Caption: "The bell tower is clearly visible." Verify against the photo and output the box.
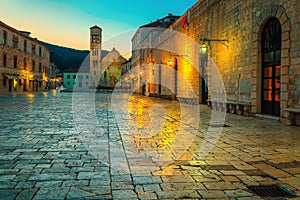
[89,25,102,88]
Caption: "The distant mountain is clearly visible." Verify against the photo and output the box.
[40,41,108,72]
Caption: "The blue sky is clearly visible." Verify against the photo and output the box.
[1,0,198,55]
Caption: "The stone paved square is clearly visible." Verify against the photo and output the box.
[0,91,299,199]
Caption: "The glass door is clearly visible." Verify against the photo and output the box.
[261,18,281,116]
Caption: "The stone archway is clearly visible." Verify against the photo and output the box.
[251,5,291,118]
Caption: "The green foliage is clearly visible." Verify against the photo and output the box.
[40,41,89,72]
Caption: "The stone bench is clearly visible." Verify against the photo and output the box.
[177,97,198,105]
[283,108,300,126]
[159,94,172,100]
[207,100,252,116]
[148,93,158,97]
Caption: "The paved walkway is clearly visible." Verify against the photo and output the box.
[0,91,299,199]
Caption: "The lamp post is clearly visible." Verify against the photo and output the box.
[200,42,208,104]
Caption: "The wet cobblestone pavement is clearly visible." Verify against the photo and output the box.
[0,91,300,199]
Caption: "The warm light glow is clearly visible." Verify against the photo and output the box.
[13,79,18,89]
[152,62,155,71]
[128,97,150,129]
[200,43,208,54]
[168,57,173,66]
[126,95,179,151]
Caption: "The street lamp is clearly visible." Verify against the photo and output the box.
[200,43,208,54]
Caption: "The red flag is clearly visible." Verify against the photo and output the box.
[181,16,187,28]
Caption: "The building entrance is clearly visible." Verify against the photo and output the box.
[261,18,282,116]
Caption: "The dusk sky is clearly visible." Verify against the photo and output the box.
[0,0,198,56]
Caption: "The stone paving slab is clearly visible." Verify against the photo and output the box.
[0,92,299,199]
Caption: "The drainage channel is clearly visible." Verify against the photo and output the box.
[247,184,297,198]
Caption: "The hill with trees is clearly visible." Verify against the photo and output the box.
[40,41,108,72]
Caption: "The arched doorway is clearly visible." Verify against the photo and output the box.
[261,18,282,116]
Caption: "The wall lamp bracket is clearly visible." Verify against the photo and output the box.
[199,36,229,48]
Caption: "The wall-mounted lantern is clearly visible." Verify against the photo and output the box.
[168,57,173,66]
[200,43,208,54]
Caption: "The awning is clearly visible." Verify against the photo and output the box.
[30,78,43,81]
[5,75,19,79]
[4,74,27,79]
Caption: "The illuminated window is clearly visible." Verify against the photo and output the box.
[261,17,281,116]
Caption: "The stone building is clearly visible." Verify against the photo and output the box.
[131,13,180,95]
[133,0,300,124]
[0,21,50,93]
[119,57,132,91]
[63,68,90,90]
[45,62,58,89]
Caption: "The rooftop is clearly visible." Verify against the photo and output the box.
[140,13,180,28]
[0,20,49,51]
[90,25,102,30]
